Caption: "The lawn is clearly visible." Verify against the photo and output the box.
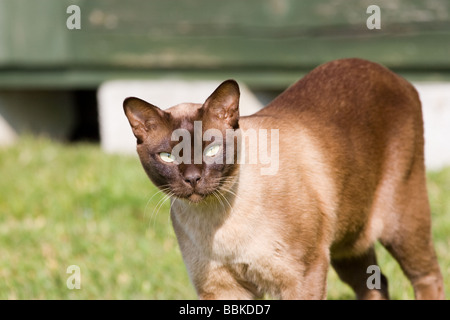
[0,136,448,299]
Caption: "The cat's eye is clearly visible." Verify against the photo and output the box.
[159,152,176,163]
[204,144,220,157]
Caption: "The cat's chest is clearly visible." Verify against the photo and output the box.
[209,214,260,261]
[171,199,276,264]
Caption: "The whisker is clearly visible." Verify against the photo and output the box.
[145,187,170,221]
[167,194,178,225]
[148,194,165,228]
[217,183,244,203]
[212,190,225,211]
[151,191,173,229]
[216,189,233,213]
[149,188,172,226]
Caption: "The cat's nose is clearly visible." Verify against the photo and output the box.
[183,166,202,188]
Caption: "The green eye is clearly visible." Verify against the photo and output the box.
[159,152,176,163]
[204,144,220,157]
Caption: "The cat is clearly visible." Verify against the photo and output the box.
[123,58,444,300]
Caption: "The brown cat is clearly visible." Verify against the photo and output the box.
[123,58,444,300]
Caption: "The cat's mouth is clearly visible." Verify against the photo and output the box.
[166,188,211,204]
[188,193,205,203]
[169,182,226,204]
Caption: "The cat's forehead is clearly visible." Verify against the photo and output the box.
[166,103,202,119]
[166,103,203,130]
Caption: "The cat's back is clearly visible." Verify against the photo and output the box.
[240,58,423,170]
[253,58,421,128]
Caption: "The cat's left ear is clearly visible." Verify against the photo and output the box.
[123,97,168,144]
[203,80,240,129]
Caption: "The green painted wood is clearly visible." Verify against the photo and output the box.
[0,0,68,66]
[66,33,450,68]
[0,0,449,88]
[1,68,449,91]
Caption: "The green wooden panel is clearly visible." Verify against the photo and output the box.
[0,0,449,88]
[0,0,69,66]
[1,67,449,91]
[63,0,450,68]
[0,2,7,61]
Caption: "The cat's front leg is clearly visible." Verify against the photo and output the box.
[193,263,259,300]
[278,253,330,300]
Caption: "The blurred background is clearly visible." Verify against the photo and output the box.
[0,0,449,299]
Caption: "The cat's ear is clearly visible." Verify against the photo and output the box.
[203,80,240,129]
[123,97,167,143]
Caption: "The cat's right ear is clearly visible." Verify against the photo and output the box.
[203,80,240,129]
[123,97,167,143]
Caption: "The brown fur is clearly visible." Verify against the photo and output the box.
[124,58,444,300]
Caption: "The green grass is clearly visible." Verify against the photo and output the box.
[0,136,448,299]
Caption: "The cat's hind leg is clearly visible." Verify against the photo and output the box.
[331,247,389,300]
[378,182,444,299]
[378,151,444,300]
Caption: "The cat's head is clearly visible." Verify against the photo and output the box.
[123,80,240,203]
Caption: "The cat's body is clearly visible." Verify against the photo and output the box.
[124,58,444,299]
